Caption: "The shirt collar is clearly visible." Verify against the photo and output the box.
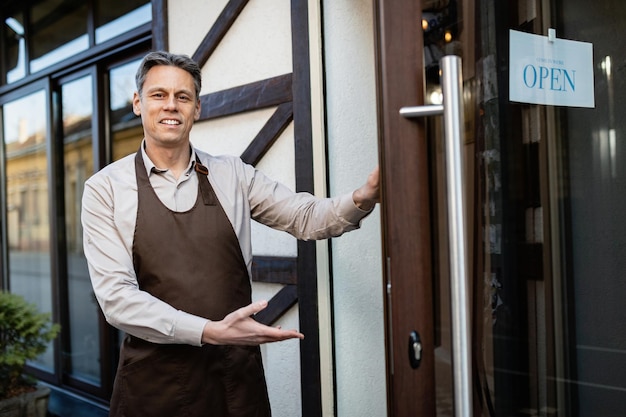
[140,140,196,177]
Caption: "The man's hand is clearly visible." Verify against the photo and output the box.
[352,166,380,211]
[201,300,304,345]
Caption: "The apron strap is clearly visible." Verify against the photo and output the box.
[194,156,217,206]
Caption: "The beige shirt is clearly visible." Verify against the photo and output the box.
[81,144,371,346]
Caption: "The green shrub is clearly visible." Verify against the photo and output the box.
[0,292,60,400]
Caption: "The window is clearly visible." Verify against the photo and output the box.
[61,74,99,385]
[109,59,144,160]
[1,0,151,85]
[96,2,151,44]
[30,0,90,73]
[4,12,26,83]
[0,0,154,408]
[3,88,53,373]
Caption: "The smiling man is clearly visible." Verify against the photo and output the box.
[81,51,379,417]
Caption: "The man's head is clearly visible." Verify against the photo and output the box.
[132,51,202,150]
[135,51,202,100]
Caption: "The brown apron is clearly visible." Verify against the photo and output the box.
[108,151,271,417]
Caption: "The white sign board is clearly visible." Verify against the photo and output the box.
[509,29,595,108]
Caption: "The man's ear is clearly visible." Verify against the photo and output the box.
[133,92,141,116]
[194,99,201,121]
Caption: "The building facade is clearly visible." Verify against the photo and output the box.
[0,1,625,416]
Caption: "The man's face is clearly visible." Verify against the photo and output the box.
[133,65,200,149]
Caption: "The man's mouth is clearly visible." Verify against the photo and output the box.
[161,119,181,125]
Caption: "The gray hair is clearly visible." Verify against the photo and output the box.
[135,51,202,100]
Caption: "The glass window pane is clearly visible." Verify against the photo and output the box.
[30,0,89,73]
[96,1,151,44]
[62,75,100,385]
[561,2,626,413]
[110,59,143,160]
[3,89,54,372]
[3,13,26,83]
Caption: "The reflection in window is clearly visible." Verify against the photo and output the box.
[4,14,26,83]
[2,1,151,82]
[96,1,151,44]
[62,75,100,384]
[3,89,55,372]
[30,0,89,73]
[110,59,144,160]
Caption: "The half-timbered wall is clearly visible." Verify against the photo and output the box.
[168,1,386,416]
[169,2,302,414]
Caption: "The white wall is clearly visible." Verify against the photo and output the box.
[322,1,387,416]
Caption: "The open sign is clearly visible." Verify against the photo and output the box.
[509,30,595,108]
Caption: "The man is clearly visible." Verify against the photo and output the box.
[82,51,379,417]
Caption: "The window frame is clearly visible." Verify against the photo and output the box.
[0,0,165,405]
[0,1,157,94]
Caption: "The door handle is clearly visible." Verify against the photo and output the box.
[400,55,473,417]
[399,104,443,118]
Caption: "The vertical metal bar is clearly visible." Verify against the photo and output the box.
[441,55,473,417]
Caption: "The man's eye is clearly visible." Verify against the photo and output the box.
[153,93,164,98]
[178,95,190,101]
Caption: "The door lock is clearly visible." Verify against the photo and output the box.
[408,330,422,369]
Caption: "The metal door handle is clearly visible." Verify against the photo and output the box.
[399,104,443,118]
[400,55,473,417]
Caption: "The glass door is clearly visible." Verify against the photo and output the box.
[425,0,626,415]
[554,1,626,415]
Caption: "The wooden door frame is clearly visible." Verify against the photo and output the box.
[374,0,437,415]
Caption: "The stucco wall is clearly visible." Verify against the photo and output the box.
[321,1,387,416]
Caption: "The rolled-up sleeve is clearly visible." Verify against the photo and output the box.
[245,163,373,240]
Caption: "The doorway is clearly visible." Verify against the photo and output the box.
[376,0,626,415]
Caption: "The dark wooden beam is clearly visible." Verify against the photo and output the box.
[290,1,321,416]
[198,74,292,120]
[151,0,168,52]
[192,0,249,67]
[254,284,298,326]
[241,102,293,166]
[251,255,298,285]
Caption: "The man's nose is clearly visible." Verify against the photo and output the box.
[163,96,177,110]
